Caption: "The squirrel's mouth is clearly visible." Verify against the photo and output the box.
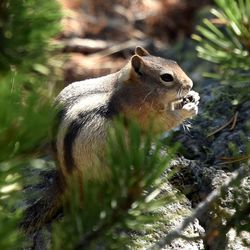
[170,90,200,111]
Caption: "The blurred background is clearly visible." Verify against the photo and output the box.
[56,0,211,83]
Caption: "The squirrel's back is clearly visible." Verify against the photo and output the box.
[55,73,120,180]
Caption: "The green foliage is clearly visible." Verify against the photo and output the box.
[193,0,250,100]
[51,119,175,250]
[0,162,24,250]
[0,0,62,249]
[0,0,61,161]
[0,0,61,71]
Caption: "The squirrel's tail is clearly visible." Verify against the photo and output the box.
[21,170,64,233]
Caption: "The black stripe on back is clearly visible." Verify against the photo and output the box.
[56,89,110,125]
[96,98,119,119]
[52,91,107,157]
[63,110,93,173]
[63,100,119,173]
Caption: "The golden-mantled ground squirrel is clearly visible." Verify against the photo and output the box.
[55,46,199,181]
[23,47,199,231]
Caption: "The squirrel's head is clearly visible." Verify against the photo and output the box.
[121,46,193,111]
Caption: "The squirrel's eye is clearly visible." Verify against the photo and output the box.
[160,73,174,82]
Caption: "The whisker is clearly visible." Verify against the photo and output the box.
[177,88,181,99]
[182,121,192,133]
[139,90,153,111]
[185,120,192,125]
[142,90,153,103]
[180,87,184,98]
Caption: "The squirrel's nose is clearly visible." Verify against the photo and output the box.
[182,79,193,91]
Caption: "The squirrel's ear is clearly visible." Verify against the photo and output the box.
[131,55,143,75]
[135,46,150,57]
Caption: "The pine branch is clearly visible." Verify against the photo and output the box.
[192,0,250,101]
[74,194,134,250]
[51,120,175,250]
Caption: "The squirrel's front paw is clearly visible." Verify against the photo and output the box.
[181,90,199,118]
[182,90,200,106]
[170,90,200,118]
[182,102,198,117]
